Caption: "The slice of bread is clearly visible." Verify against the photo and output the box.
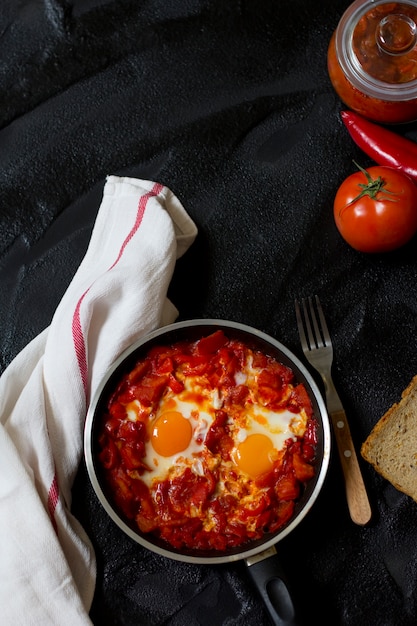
[361,375,417,503]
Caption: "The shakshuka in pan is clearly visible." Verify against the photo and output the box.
[96,329,319,551]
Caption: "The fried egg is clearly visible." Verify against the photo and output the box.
[140,391,215,487]
[229,405,307,479]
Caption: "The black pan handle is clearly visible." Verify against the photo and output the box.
[245,545,301,626]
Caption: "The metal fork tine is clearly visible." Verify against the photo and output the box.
[301,298,315,350]
[294,300,308,352]
[307,296,325,349]
[314,295,331,346]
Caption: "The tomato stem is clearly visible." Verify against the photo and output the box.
[340,161,398,216]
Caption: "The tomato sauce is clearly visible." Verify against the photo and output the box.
[353,4,417,84]
[328,1,417,124]
[96,330,319,552]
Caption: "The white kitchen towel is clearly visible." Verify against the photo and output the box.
[0,176,198,625]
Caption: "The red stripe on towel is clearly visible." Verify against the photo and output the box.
[71,182,163,396]
[72,291,89,395]
[47,473,59,533]
[109,182,164,270]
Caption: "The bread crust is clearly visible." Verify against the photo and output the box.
[361,375,417,502]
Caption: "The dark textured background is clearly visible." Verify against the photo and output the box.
[2,1,417,624]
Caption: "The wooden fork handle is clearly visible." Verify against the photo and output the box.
[330,409,372,526]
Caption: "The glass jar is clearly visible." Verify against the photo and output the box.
[328,0,417,123]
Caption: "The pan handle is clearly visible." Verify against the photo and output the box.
[245,545,301,626]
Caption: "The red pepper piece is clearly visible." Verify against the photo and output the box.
[257,368,283,393]
[268,501,294,532]
[180,354,209,375]
[303,417,318,447]
[341,110,417,183]
[136,497,157,532]
[120,442,146,470]
[218,353,240,388]
[292,451,315,482]
[301,442,316,463]
[287,383,314,417]
[108,468,135,518]
[103,412,123,434]
[126,360,151,384]
[275,473,300,501]
[225,520,247,542]
[132,374,167,406]
[117,419,147,444]
[147,344,183,362]
[257,365,291,407]
[154,355,174,375]
[223,383,249,407]
[195,329,228,355]
[98,437,119,469]
[204,409,234,459]
[168,468,214,513]
[252,351,268,369]
[239,492,270,520]
[167,372,184,393]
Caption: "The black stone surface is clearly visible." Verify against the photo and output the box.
[2,1,417,624]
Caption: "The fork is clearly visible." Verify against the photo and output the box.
[295,295,372,526]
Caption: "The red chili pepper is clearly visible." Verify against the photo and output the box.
[341,110,417,183]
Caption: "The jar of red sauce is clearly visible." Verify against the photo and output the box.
[328,0,417,123]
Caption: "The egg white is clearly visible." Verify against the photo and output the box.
[140,394,214,487]
[229,405,307,453]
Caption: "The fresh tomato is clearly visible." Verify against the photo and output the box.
[334,164,417,253]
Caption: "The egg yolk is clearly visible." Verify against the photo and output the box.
[233,433,275,478]
[151,411,192,457]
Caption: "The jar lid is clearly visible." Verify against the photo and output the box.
[336,0,417,101]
